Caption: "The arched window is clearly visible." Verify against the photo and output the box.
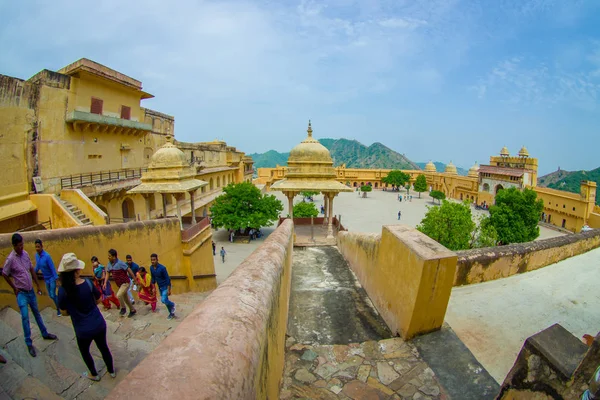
[217,177,221,187]
[121,198,135,221]
[495,184,504,194]
[210,178,214,190]
[483,183,490,192]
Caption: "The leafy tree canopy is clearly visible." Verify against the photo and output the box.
[382,170,410,187]
[430,190,446,204]
[470,215,498,248]
[488,188,543,244]
[210,182,283,231]
[360,185,372,192]
[293,202,319,218]
[417,200,475,251]
[414,174,428,198]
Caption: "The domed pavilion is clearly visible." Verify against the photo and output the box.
[270,121,352,239]
[128,136,208,228]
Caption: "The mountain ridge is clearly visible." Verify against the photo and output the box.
[538,167,600,205]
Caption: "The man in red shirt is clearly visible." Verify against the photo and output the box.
[2,233,57,357]
[103,249,137,318]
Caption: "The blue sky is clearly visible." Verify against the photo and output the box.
[1,0,599,175]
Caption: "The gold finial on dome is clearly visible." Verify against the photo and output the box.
[500,146,510,157]
[425,160,437,173]
[445,161,458,175]
[468,161,479,177]
[518,145,529,158]
[307,119,312,137]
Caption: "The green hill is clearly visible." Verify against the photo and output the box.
[415,162,469,176]
[249,138,420,170]
[538,167,600,205]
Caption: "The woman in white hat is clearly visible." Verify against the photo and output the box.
[57,253,115,381]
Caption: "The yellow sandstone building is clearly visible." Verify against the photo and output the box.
[0,58,254,308]
[257,141,599,233]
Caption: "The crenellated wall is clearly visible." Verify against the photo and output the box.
[454,229,600,286]
[337,225,457,340]
[107,219,294,400]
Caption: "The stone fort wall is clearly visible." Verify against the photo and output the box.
[454,229,600,286]
[108,219,294,400]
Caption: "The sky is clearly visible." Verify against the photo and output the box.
[1,0,599,175]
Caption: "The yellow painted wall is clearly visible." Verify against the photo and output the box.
[454,230,600,286]
[337,225,457,340]
[107,220,294,400]
[0,218,216,311]
[30,194,80,229]
[182,224,217,292]
[588,213,600,228]
[60,189,108,225]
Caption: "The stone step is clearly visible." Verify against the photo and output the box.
[0,355,63,400]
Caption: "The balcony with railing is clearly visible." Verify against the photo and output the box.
[60,168,147,190]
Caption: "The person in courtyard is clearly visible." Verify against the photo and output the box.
[398,211,402,220]
[2,233,57,357]
[125,254,139,304]
[220,247,226,263]
[104,249,137,318]
[150,253,176,320]
[34,239,61,316]
[92,256,120,310]
[57,253,115,381]
[212,241,216,256]
[136,267,157,312]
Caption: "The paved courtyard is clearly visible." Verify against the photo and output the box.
[212,188,565,284]
[446,246,600,383]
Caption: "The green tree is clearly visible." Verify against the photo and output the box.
[488,188,544,244]
[430,190,446,204]
[470,215,498,248]
[210,182,283,231]
[382,170,410,189]
[293,202,319,217]
[300,191,319,200]
[360,185,372,197]
[417,200,475,250]
[414,174,428,198]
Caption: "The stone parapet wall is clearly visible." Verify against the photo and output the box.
[454,229,600,286]
[338,225,457,340]
[107,219,294,400]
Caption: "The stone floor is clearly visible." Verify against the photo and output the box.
[0,291,210,399]
[280,336,447,400]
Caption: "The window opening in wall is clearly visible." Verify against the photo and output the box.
[91,98,103,114]
[563,204,565,208]
[120,106,131,120]
[562,219,566,228]
[573,207,576,211]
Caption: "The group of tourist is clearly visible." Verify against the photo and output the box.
[1,233,177,382]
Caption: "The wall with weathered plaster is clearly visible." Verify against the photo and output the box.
[454,229,600,286]
[0,218,217,311]
[337,225,457,340]
[107,219,294,400]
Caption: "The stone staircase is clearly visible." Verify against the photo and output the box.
[0,291,211,399]
[59,199,92,226]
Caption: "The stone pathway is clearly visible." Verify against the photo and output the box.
[0,291,210,399]
[281,336,447,399]
[288,247,391,345]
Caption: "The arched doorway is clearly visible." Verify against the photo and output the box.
[353,182,357,187]
[483,183,490,192]
[495,184,504,194]
[122,198,135,221]
[460,193,463,200]
[210,178,214,190]
[374,182,378,188]
[217,177,221,187]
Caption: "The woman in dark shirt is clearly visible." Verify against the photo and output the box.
[57,253,115,381]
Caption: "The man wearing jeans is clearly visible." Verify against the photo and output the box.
[104,249,137,318]
[150,253,176,320]
[34,239,61,316]
[2,233,57,357]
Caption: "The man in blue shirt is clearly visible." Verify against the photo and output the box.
[149,253,176,320]
[34,239,61,316]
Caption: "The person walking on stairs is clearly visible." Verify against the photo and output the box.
[58,253,116,382]
[104,249,137,318]
[34,239,61,316]
[150,253,176,320]
[125,254,139,305]
[91,256,120,310]
[2,233,57,357]
[136,267,157,312]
